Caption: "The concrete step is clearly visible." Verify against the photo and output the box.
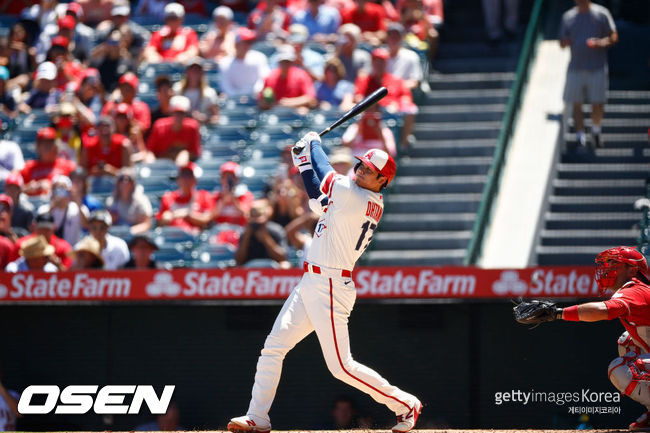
[544,212,639,230]
[398,156,493,176]
[422,88,510,105]
[373,230,472,249]
[391,175,487,194]
[552,179,646,196]
[583,104,650,119]
[536,245,621,266]
[561,147,650,164]
[436,41,521,60]
[565,118,650,134]
[380,213,476,231]
[539,229,637,246]
[548,195,638,213]
[556,163,649,179]
[428,72,515,90]
[564,132,648,146]
[409,140,497,158]
[416,104,506,122]
[434,57,518,73]
[414,121,502,140]
[366,248,467,266]
[385,193,483,213]
[606,90,650,104]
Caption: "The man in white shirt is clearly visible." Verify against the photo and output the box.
[38,175,88,246]
[0,138,24,182]
[88,210,129,270]
[386,23,423,91]
[218,27,270,98]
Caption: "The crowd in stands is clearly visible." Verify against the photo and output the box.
[0,0,437,271]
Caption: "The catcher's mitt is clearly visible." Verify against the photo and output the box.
[513,300,562,326]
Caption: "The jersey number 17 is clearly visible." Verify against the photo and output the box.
[355,220,377,252]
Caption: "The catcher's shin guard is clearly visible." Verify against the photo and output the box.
[608,353,650,407]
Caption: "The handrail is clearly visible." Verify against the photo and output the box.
[464,0,546,265]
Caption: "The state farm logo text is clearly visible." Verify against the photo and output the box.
[492,270,598,296]
[18,385,174,415]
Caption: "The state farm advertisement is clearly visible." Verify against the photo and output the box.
[0,266,600,303]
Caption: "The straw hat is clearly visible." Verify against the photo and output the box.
[19,235,55,259]
[72,236,104,266]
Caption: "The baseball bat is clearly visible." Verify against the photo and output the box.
[293,86,388,155]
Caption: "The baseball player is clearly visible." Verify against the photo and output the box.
[228,132,421,433]
[514,246,650,431]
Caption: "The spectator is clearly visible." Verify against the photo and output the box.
[135,402,182,431]
[44,35,84,91]
[0,22,37,92]
[19,1,59,36]
[181,0,208,16]
[200,6,236,62]
[102,72,152,134]
[330,396,359,429]
[259,45,316,110]
[90,29,137,93]
[3,173,34,232]
[76,0,114,26]
[5,235,59,272]
[20,127,77,196]
[0,377,20,432]
[285,210,318,261]
[212,161,254,227]
[270,24,325,82]
[315,57,355,110]
[75,68,105,127]
[354,48,417,150]
[37,175,87,246]
[150,75,174,125]
[114,103,147,159]
[329,146,354,174]
[134,0,171,21]
[142,3,199,64]
[146,95,202,163]
[0,192,18,241]
[482,0,519,45]
[291,0,341,43]
[386,23,423,91]
[69,235,104,269]
[87,209,130,270]
[336,24,371,82]
[218,28,270,98]
[342,107,397,156]
[80,116,133,177]
[122,233,160,269]
[35,13,93,64]
[54,102,82,161]
[340,0,387,46]
[0,67,17,116]
[95,4,151,60]
[0,135,24,181]
[560,0,617,149]
[106,167,153,235]
[69,167,104,213]
[267,170,304,227]
[396,0,443,29]
[0,195,15,269]
[14,211,73,270]
[234,199,289,267]
[247,0,291,40]
[399,0,440,59]
[172,58,220,125]
[156,163,214,234]
[19,62,61,113]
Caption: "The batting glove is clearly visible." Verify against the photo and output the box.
[292,132,319,172]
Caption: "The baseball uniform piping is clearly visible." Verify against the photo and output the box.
[328,278,412,412]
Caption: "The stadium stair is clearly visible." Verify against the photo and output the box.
[536,90,650,265]
[366,0,523,266]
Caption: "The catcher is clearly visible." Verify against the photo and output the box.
[514,246,650,431]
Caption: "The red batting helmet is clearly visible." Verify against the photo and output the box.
[354,149,396,187]
[595,246,648,293]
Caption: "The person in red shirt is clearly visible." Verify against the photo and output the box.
[341,0,387,46]
[80,116,133,176]
[516,246,650,431]
[0,194,15,269]
[102,72,152,133]
[21,127,77,197]
[146,95,202,163]
[156,163,214,234]
[354,48,417,151]
[12,211,73,270]
[212,161,254,227]
[247,0,291,40]
[142,2,199,64]
[259,45,316,110]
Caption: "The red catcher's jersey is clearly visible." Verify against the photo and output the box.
[604,278,650,353]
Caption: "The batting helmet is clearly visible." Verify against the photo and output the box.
[354,149,396,187]
[595,246,648,293]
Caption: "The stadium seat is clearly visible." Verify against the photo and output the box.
[243,258,280,268]
[192,243,236,268]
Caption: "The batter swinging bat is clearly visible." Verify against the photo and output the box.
[292,86,388,155]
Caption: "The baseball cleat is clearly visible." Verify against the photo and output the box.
[391,401,422,433]
[630,411,650,431]
[227,415,271,433]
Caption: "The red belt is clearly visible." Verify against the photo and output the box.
[303,262,352,278]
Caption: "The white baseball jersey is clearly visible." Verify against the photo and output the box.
[0,390,20,431]
[306,171,383,270]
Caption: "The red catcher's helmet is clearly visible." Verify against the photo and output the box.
[595,246,648,293]
[354,149,396,187]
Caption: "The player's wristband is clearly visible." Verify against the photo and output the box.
[297,162,312,173]
[562,305,580,321]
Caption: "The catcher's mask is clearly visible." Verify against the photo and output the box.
[595,246,648,294]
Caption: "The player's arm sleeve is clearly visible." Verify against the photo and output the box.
[603,288,644,320]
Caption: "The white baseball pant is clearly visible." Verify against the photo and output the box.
[609,332,650,408]
[246,270,419,422]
